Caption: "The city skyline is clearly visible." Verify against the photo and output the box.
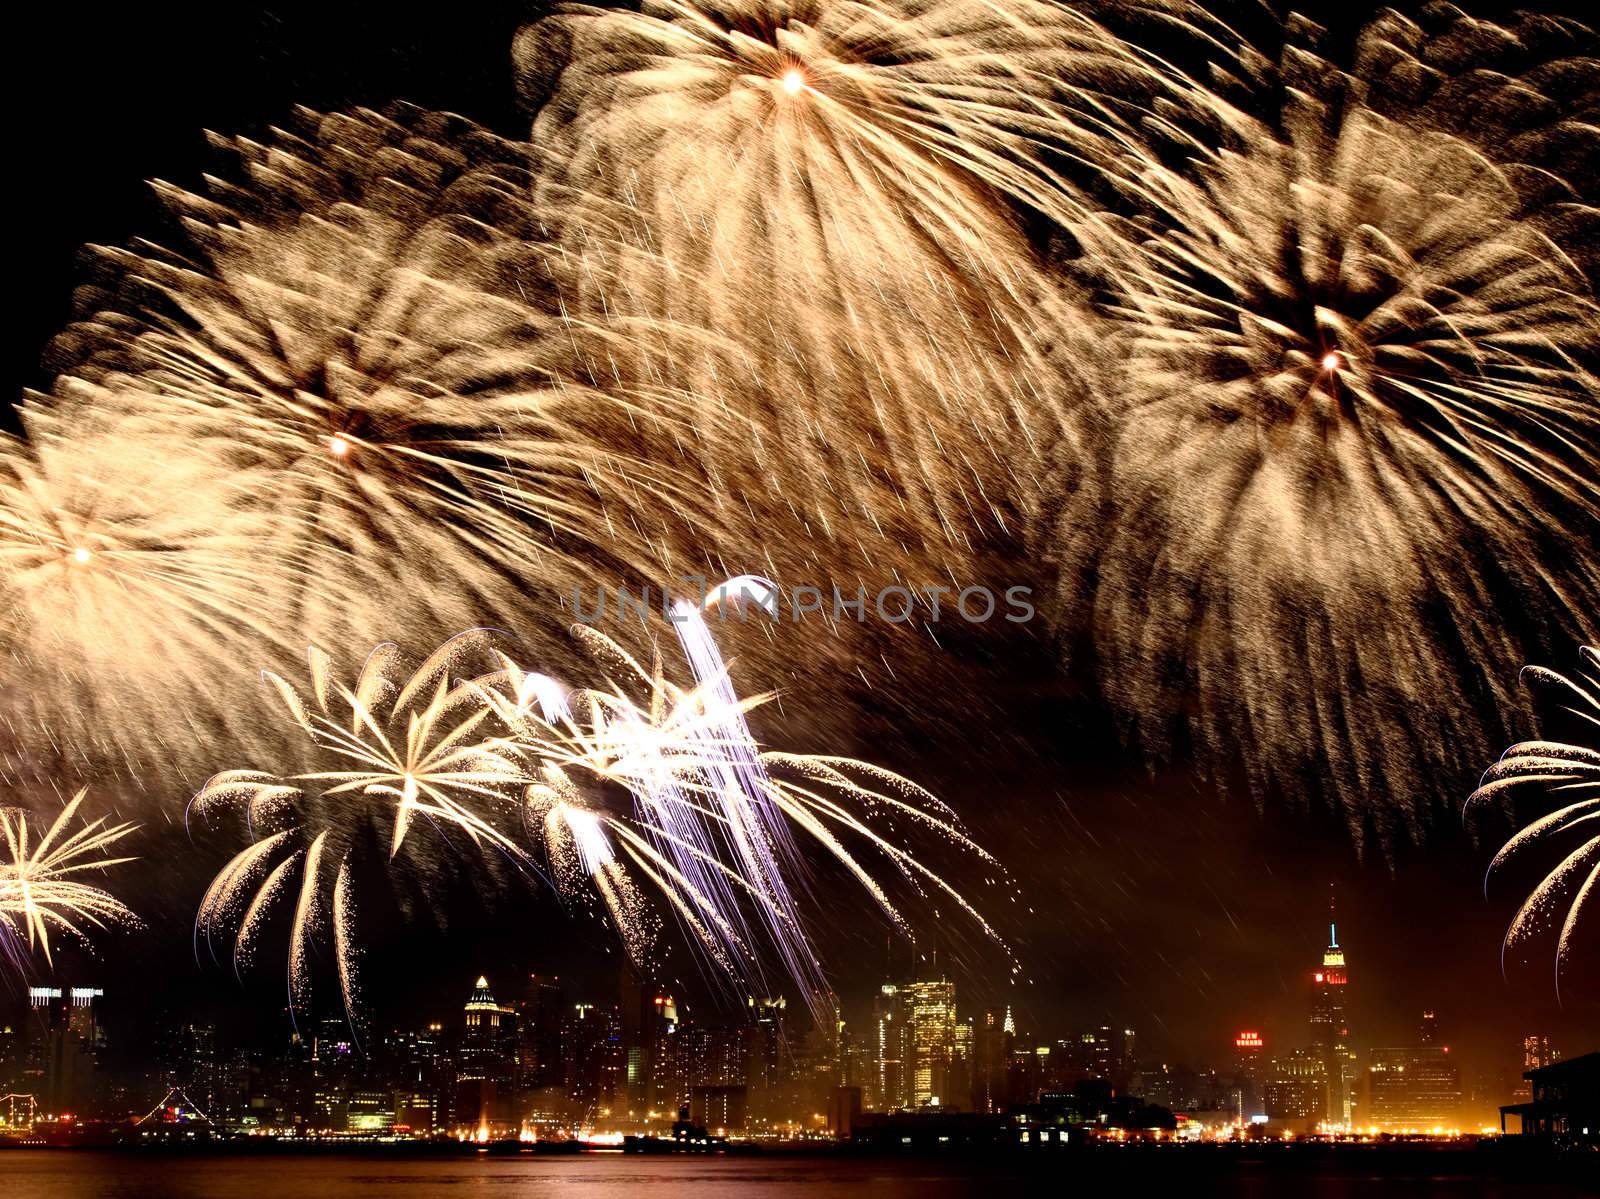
[3,889,1581,1140]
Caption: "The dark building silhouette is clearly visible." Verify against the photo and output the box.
[516,974,565,1093]
[560,1000,623,1118]
[1501,1051,1600,1140]
[26,985,104,1116]
[690,1083,747,1133]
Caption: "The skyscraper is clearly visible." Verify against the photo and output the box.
[1309,894,1356,1126]
[391,1021,451,1133]
[1234,1030,1266,1119]
[745,996,786,1092]
[617,968,678,1121]
[456,976,519,1136]
[27,985,104,1117]
[971,1010,1008,1113]
[871,984,910,1111]
[1512,1034,1559,1103]
[516,974,565,1092]
[1367,1012,1462,1130]
[903,978,957,1108]
[560,1001,624,1118]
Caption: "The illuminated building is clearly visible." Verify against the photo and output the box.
[390,1021,451,1133]
[746,996,786,1091]
[1133,1062,1210,1116]
[1264,1048,1327,1128]
[1367,1049,1461,1129]
[1524,1034,1558,1072]
[345,1089,397,1132]
[971,1010,1009,1113]
[904,978,956,1108]
[780,1010,850,1131]
[0,1021,22,1095]
[618,970,679,1122]
[871,984,911,1111]
[1233,1030,1266,1119]
[157,1021,220,1116]
[559,1001,624,1118]
[1074,1025,1136,1091]
[642,991,680,1117]
[1512,1034,1560,1103]
[674,1022,746,1092]
[516,974,565,1092]
[456,976,519,1135]
[689,1083,747,1134]
[743,996,791,1129]
[1309,894,1356,1125]
[952,1017,974,1111]
[1000,1018,1046,1107]
[1366,1012,1462,1129]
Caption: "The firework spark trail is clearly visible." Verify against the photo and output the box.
[496,649,795,988]
[488,594,1005,1019]
[192,632,531,1021]
[0,910,24,978]
[662,579,822,1004]
[15,0,1595,1009]
[5,5,1190,794]
[1038,6,1600,845]
[1469,646,1600,999]
[0,790,138,969]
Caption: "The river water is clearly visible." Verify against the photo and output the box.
[1,1148,1592,1197]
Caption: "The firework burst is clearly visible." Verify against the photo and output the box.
[519,0,1140,587]
[1469,646,1600,999]
[21,104,696,788]
[197,585,1003,1022]
[0,789,139,969]
[0,402,287,785]
[191,632,529,1022]
[1041,8,1600,843]
[481,584,1006,1018]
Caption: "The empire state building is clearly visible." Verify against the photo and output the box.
[1309,894,1357,1126]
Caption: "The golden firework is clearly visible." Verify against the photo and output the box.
[1040,8,1600,843]
[0,790,138,968]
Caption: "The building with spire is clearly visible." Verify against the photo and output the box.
[1309,891,1357,1126]
[456,976,519,1137]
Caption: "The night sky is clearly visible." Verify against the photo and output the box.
[4,0,1595,1114]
